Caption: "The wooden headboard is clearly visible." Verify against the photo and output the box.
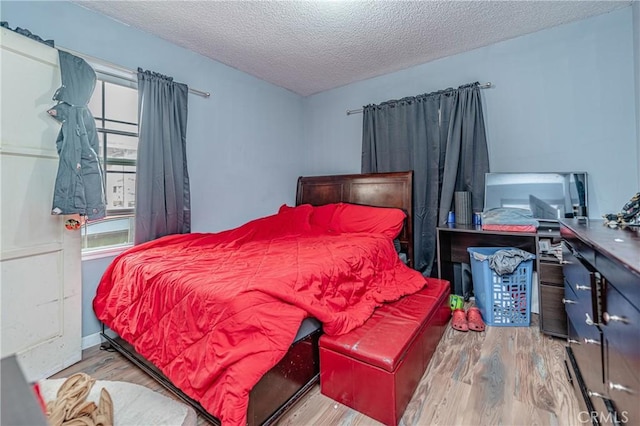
[296,171,414,268]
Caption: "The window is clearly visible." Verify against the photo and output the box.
[82,78,138,252]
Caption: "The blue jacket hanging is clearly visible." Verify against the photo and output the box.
[48,50,106,220]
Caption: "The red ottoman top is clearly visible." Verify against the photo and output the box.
[319,278,449,372]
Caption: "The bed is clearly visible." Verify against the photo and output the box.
[94,170,421,425]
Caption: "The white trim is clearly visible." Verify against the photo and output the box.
[82,328,117,350]
[82,244,132,261]
[81,332,103,350]
[2,243,62,261]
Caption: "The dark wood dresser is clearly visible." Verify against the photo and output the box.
[560,219,639,425]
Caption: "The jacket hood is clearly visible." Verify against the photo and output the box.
[53,50,96,106]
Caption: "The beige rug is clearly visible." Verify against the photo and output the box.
[39,379,197,426]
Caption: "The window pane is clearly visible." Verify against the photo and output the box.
[105,134,138,162]
[95,120,137,134]
[88,82,103,117]
[83,78,138,252]
[107,120,137,133]
[105,166,136,211]
[95,131,105,161]
[83,216,134,250]
[104,82,137,123]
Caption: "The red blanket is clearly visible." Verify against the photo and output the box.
[94,207,426,425]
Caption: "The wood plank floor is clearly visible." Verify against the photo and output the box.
[52,314,581,426]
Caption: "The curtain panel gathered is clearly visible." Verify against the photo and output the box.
[362,82,489,275]
[135,68,191,245]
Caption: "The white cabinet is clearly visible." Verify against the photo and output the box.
[1,28,82,381]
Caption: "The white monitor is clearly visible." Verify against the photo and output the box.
[484,172,588,221]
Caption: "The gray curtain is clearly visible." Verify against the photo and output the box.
[362,83,489,275]
[135,68,191,245]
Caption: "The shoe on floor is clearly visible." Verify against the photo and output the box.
[452,309,469,332]
[466,307,486,332]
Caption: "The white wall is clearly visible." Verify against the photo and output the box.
[302,7,638,218]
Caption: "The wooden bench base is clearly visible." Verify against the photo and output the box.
[319,278,451,425]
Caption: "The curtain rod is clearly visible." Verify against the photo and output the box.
[345,82,492,115]
[57,46,211,98]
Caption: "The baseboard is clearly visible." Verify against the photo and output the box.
[82,328,117,350]
[82,332,103,350]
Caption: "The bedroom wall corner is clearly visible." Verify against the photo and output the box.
[302,7,638,219]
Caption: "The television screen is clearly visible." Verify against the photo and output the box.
[484,172,588,221]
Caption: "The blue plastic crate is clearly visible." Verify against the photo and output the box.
[467,247,535,326]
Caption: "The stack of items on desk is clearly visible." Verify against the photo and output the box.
[481,208,539,233]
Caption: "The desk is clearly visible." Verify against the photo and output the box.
[436,224,567,337]
[437,224,538,279]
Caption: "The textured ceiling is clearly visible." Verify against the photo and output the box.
[75,1,630,96]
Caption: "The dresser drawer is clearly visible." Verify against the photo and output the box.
[540,283,567,337]
[563,245,598,317]
[540,261,564,285]
[603,285,640,364]
[606,353,639,425]
[566,345,620,426]
[602,284,640,425]
[565,347,594,423]
[567,317,605,395]
[563,245,595,293]
[561,229,595,265]
[564,277,598,332]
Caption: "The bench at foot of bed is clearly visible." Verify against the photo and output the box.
[319,278,451,426]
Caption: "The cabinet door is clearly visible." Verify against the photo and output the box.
[540,261,564,285]
[0,29,81,380]
[539,258,567,337]
[603,284,640,425]
[540,283,567,337]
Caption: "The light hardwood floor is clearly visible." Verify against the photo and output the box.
[52,315,581,426]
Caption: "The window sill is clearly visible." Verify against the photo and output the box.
[81,244,133,261]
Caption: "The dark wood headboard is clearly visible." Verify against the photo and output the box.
[296,171,414,268]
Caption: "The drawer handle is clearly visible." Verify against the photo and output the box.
[575,285,591,291]
[567,339,581,345]
[603,312,629,325]
[562,298,577,305]
[585,313,596,326]
[588,390,606,398]
[609,382,635,394]
[583,338,600,345]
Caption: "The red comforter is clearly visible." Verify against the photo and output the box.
[94,206,426,425]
